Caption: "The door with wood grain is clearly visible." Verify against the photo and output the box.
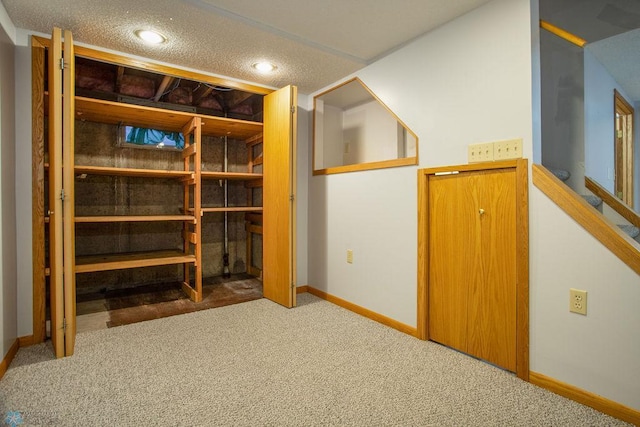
[48,27,76,357]
[263,85,297,308]
[428,168,516,372]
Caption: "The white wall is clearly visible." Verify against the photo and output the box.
[296,94,309,287]
[584,48,633,196]
[309,0,533,327]
[307,0,640,412]
[0,15,17,358]
[342,100,398,165]
[15,44,31,338]
[530,189,640,410]
[322,104,344,169]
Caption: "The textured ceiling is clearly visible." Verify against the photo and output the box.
[1,0,491,94]
[540,0,640,101]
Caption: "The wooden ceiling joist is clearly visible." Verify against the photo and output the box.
[153,75,175,102]
[115,66,125,92]
[192,86,214,105]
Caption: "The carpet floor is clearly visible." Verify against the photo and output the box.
[0,294,631,426]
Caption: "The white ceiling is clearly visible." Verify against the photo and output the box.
[0,0,492,94]
[540,0,640,102]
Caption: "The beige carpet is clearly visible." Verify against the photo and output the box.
[0,294,631,426]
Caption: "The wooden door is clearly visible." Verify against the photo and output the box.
[263,85,297,308]
[427,173,476,351]
[48,28,64,358]
[48,28,76,357]
[467,169,516,371]
[614,90,634,206]
[428,168,516,372]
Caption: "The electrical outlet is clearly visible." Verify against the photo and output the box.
[569,288,587,315]
[494,139,523,160]
[346,249,353,264]
[468,142,494,163]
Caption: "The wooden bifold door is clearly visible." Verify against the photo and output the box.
[42,28,297,358]
[418,160,529,379]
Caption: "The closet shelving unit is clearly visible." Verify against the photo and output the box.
[53,95,264,302]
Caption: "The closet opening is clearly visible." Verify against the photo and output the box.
[36,38,270,335]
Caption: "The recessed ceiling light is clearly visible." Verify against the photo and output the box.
[252,61,277,74]
[135,29,167,45]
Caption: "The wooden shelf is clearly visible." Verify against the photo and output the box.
[75,215,195,223]
[74,96,262,139]
[201,171,262,181]
[75,165,191,179]
[201,207,263,213]
[75,250,195,273]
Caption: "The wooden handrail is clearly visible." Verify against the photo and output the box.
[585,176,640,229]
[540,20,587,48]
[532,164,640,275]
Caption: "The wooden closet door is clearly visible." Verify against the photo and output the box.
[263,85,297,308]
[62,29,77,356]
[48,27,64,358]
[48,27,76,358]
[428,168,516,372]
[467,169,516,372]
[428,172,477,353]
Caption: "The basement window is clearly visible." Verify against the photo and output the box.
[118,125,185,150]
[313,77,418,175]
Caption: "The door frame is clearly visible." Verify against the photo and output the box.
[614,89,634,207]
[417,158,529,381]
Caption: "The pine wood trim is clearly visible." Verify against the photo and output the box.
[515,158,530,381]
[201,171,263,180]
[246,224,263,235]
[75,165,190,179]
[585,176,640,228]
[313,157,418,176]
[306,286,419,338]
[74,96,263,140]
[75,250,195,273]
[245,133,263,146]
[533,164,640,275]
[417,169,429,341]
[421,159,521,174]
[417,159,529,380]
[31,37,47,344]
[0,339,20,380]
[540,20,587,47]
[245,213,263,224]
[530,372,640,425]
[181,282,198,301]
[75,215,195,223]
[32,35,274,96]
[296,285,309,294]
[18,335,35,347]
[201,206,263,213]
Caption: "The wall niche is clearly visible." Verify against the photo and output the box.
[313,77,418,175]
